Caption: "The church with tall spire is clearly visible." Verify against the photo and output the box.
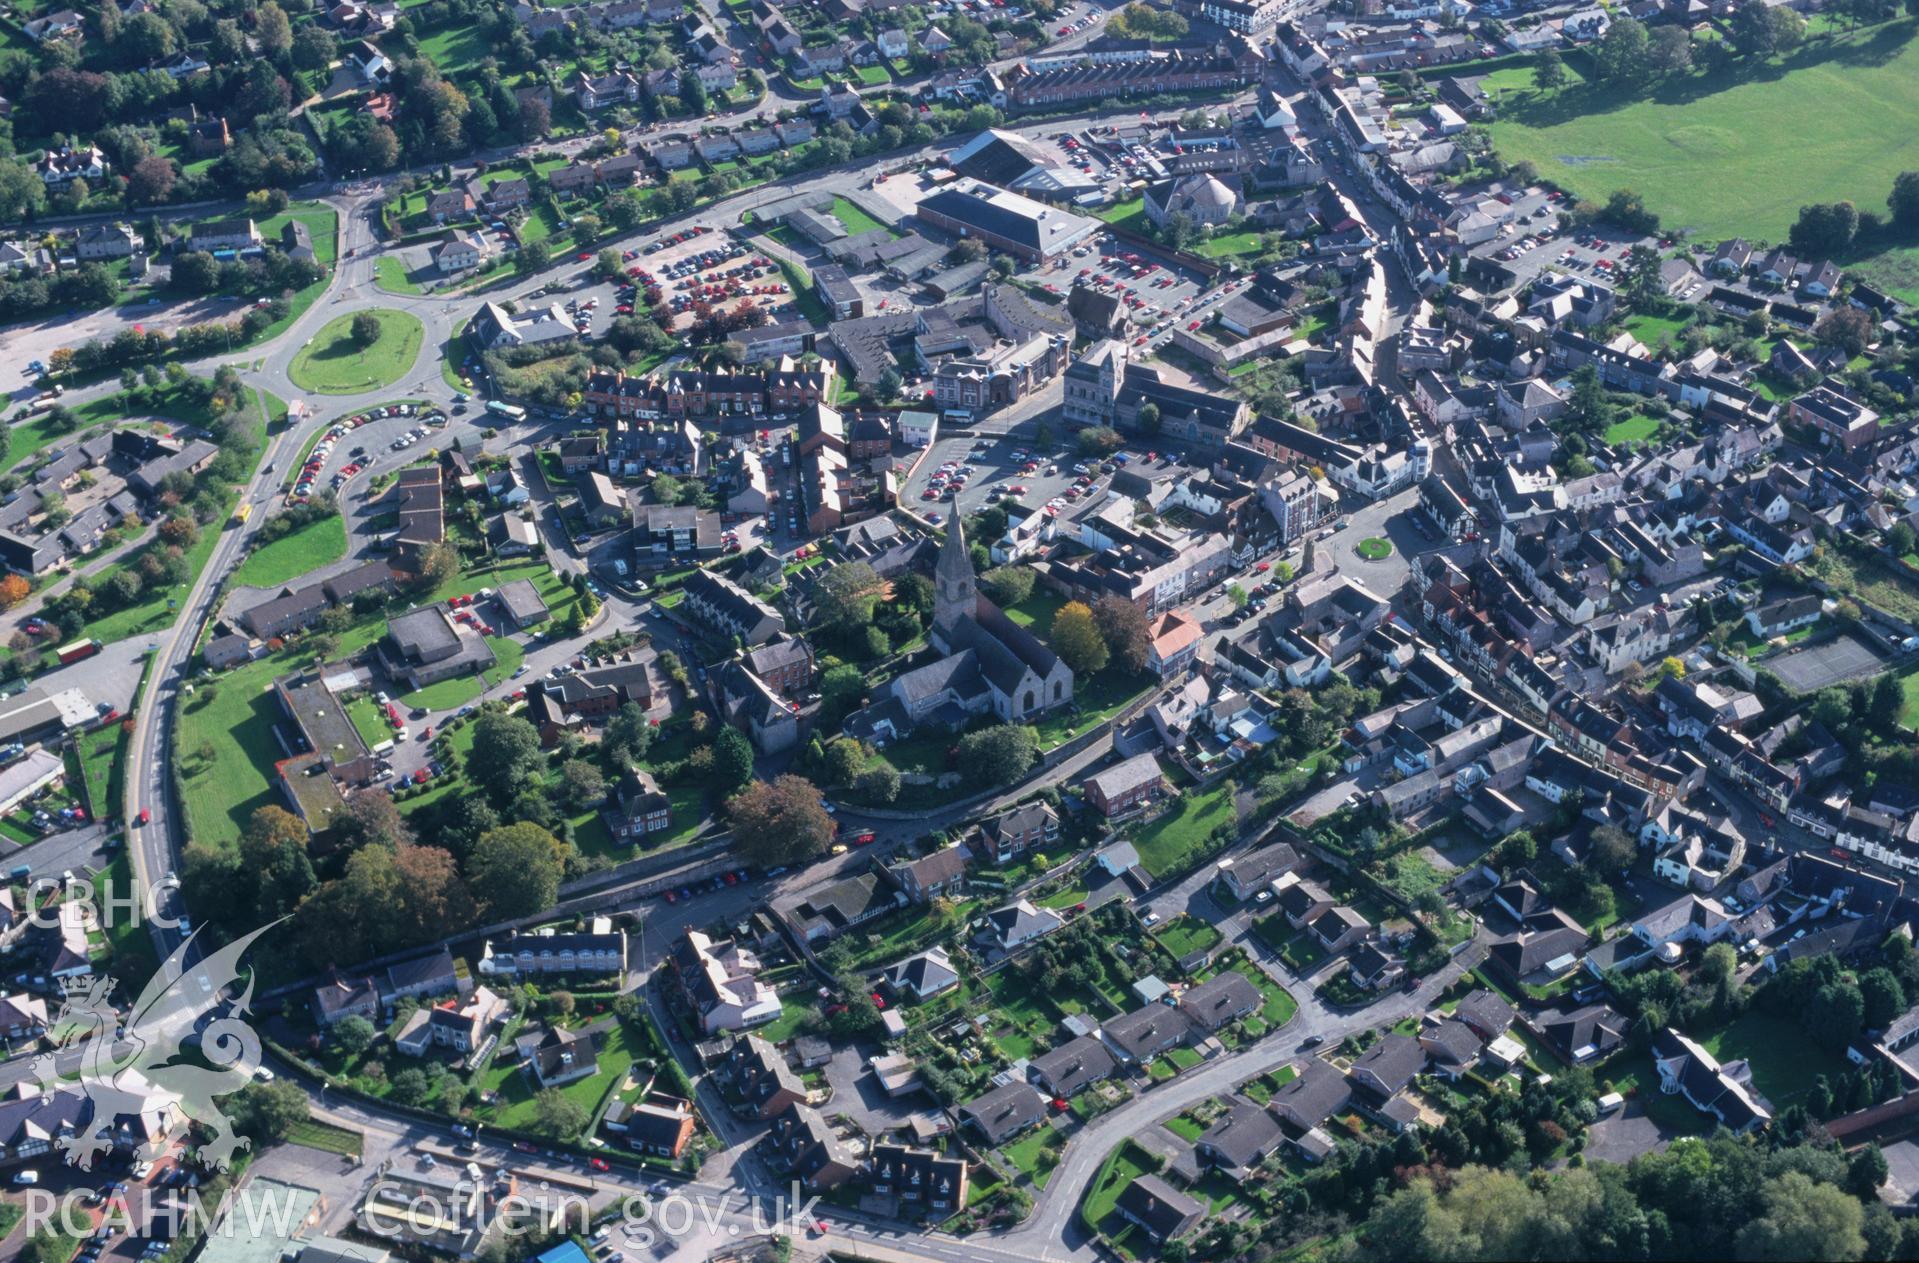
[842,516,1074,743]
[932,511,979,652]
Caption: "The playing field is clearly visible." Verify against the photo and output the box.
[1489,22,1919,241]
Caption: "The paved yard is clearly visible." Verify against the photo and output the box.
[1581,1099,1674,1166]
[819,1042,928,1137]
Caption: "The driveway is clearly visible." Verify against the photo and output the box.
[818,1043,930,1137]
[1582,1100,1674,1165]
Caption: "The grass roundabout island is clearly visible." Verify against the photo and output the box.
[289,309,425,394]
[1356,537,1394,561]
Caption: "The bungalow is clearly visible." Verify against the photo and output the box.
[878,947,960,1000]
[1195,1096,1284,1178]
[1116,1175,1203,1244]
[1029,1034,1117,1097]
[982,899,1063,951]
[1651,1028,1771,1133]
[1100,1001,1197,1065]
[1347,1032,1426,1103]
[959,1081,1047,1145]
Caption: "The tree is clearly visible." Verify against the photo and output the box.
[228,1080,308,1143]
[1734,1172,1865,1261]
[956,724,1038,787]
[468,711,546,806]
[516,239,552,277]
[1594,16,1651,83]
[1077,426,1125,457]
[1589,825,1636,877]
[1890,170,1919,232]
[1790,202,1860,256]
[393,844,476,943]
[350,311,382,347]
[467,823,568,919]
[333,789,413,854]
[981,565,1036,607]
[813,561,883,632]
[1534,48,1566,89]
[817,663,866,724]
[1602,189,1660,235]
[1648,24,1693,75]
[1733,1,1805,57]
[710,725,755,794]
[729,775,835,868]
[332,1014,378,1055]
[559,759,607,811]
[1226,583,1248,610]
[0,575,28,609]
[854,763,900,804]
[821,738,867,787]
[531,1088,590,1139]
[238,805,316,918]
[1050,601,1109,675]
[1621,244,1665,309]
[1813,305,1873,357]
[680,68,709,117]
[1808,980,1866,1049]
[1861,967,1907,1030]
[1870,672,1904,733]
[1137,402,1162,434]
[293,25,337,72]
[1092,595,1151,674]
[127,155,176,205]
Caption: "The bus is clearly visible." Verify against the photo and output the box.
[231,503,252,527]
[486,401,527,422]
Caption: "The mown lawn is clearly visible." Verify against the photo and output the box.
[1602,414,1660,447]
[231,515,348,588]
[1081,1139,1158,1231]
[1698,1009,1849,1108]
[289,309,425,394]
[1131,780,1236,879]
[1489,21,1919,240]
[477,1020,637,1135]
[374,255,425,296]
[829,195,888,236]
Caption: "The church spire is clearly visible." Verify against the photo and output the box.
[932,512,977,650]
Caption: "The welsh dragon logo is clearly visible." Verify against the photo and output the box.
[31,922,282,1172]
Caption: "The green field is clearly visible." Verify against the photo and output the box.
[289,310,425,394]
[829,195,888,237]
[374,256,425,296]
[1132,780,1236,879]
[1081,1140,1158,1232]
[1355,537,1393,561]
[231,516,348,588]
[1489,22,1919,240]
[1699,1009,1849,1108]
[1602,414,1661,447]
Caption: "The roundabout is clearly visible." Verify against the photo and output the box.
[288,309,425,394]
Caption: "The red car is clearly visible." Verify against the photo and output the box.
[513,1141,538,1154]
[851,830,877,845]
[412,768,428,784]
[137,808,150,826]
[870,992,887,1010]
[589,1158,610,1172]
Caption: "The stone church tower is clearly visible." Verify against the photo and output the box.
[931,512,977,653]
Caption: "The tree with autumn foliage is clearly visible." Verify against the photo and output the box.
[1050,600,1109,674]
